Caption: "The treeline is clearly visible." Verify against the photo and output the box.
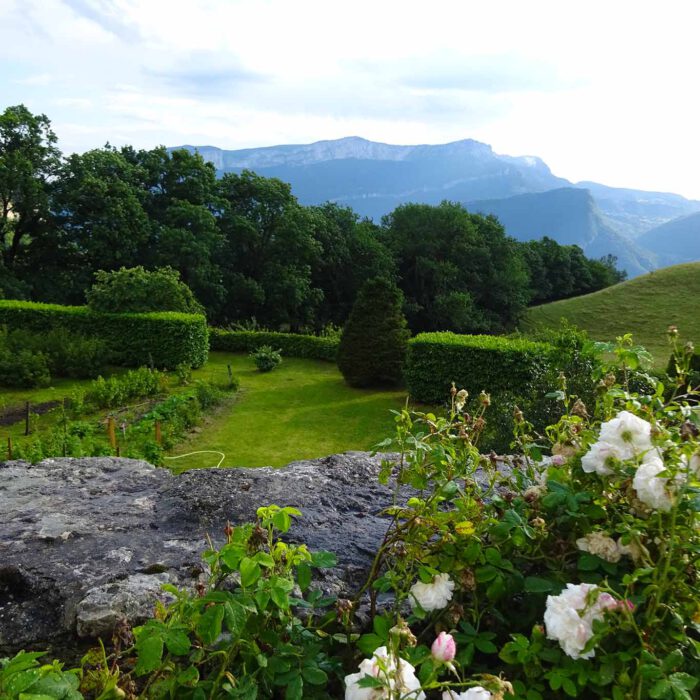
[0,105,625,333]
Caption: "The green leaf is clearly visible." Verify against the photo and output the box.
[255,590,270,611]
[475,565,498,582]
[474,637,498,654]
[272,510,292,533]
[301,666,328,685]
[561,677,577,697]
[134,634,164,676]
[165,629,191,656]
[285,674,303,700]
[270,585,290,610]
[196,604,224,645]
[524,576,558,593]
[224,601,247,637]
[578,552,602,571]
[649,679,671,699]
[297,563,311,592]
[240,557,262,587]
[484,547,503,566]
[358,633,383,655]
[669,673,698,691]
[310,550,337,568]
[253,552,276,568]
[372,615,391,640]
[486,575,506,601]
[176,666,200,687]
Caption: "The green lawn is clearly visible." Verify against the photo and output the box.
[522,262,700,367]
[171,352,408,469]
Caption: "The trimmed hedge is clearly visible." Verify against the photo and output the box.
[0,300,209,369]
[209,328,338,362]
[405,332,555,404]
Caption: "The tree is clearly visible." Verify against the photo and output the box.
[382,202,530,333]
[33,146,150,302]
[86,266,204,315]
[123,146,225,315]
[0,104,61,272]
[309,203,395,329]
[337,277,410,387]
[216,170,322,329]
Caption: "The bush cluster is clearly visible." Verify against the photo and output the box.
[209,328,338,362]
[250,345,282,372]
[84,367,165,409]
[0,300,209,369]
[0,326,108,387]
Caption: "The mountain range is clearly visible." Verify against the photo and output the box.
[171,137,700,276]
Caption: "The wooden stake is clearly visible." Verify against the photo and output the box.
[7,436,12,460]
[24,401,30,436]
[107,417,117,450]
[227,364,233,386]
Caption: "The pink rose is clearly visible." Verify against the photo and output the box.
[431,631,456,663]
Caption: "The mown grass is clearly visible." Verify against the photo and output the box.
[171,352,409,469]
[521,262,700,367]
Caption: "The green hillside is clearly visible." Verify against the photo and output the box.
[522,262,700,366]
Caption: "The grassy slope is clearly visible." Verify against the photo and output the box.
[171,352,407,469]
[522,262,700,366]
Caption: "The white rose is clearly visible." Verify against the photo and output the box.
[598,410,652,460]
[443,688,492,700]
[345,646,425,700]
[632,453,674,511]
[409,573,455,612]
[544,583,616,660]
[581,441,618,475]
[576,532,622,563]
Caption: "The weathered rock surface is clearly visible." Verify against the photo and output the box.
[0,453,408,656]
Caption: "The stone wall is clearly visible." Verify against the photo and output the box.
[0,453,405,656]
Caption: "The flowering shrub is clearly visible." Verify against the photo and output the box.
[10,330,700,699]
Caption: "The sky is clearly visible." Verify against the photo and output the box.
[2,0,700,198]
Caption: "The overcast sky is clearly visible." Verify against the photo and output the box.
[2,0,699,198]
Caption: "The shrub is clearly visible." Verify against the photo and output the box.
[0,347,50,388]
[5,327,107,379]
[86,266,204,315]
[209,328,338,361]
[405,332,554,404]
[250,345,282,372]
[0,300,209,369]
[337,277,410,387]
[84,367,164,409]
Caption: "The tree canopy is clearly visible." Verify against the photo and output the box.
[0,104,627,334]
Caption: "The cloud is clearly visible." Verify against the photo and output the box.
[143,52,267,98]
[59,0,141,42]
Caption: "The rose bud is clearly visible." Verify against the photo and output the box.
[431,631,456,663]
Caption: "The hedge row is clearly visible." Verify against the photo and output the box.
[0,300,209,369]
[209,329,338,362]
[405,332,555,404]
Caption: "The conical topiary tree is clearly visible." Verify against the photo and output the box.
[337,277,410,387]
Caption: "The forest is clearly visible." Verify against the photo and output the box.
[0,105,625,334]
